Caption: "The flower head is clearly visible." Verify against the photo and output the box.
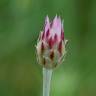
[36,15,67,69]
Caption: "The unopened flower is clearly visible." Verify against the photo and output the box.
[36,15,67,69]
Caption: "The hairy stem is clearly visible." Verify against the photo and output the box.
[43,68,53,96]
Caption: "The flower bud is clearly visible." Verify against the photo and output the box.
[36,15,67,69]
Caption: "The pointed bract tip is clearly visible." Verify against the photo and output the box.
[65,39,68,45]
[45,15,50,24]
[54,14,58,21]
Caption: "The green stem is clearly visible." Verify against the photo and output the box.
[43,68,53,96]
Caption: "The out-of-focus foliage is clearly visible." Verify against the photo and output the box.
[0,0,96,96]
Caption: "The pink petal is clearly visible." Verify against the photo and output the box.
[52,15,58,30]
[50,15,62,38]
[44,16,50,34]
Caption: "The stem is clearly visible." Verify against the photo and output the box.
[43,68,53,96]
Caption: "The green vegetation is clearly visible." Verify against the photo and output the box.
[0,0,96,96]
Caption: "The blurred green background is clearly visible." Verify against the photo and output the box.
[0,0,96,96]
